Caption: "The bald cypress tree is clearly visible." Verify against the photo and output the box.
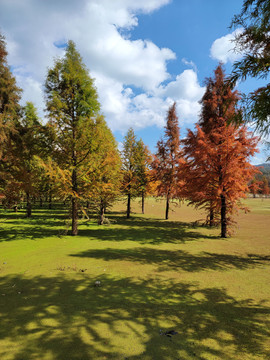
[45,41,100,235]
[152,103,184,219]
[0,33,21,158]
[122,128,138,219]
[184,65,258,237]
[0,33,22,202]
[135,139,151,214]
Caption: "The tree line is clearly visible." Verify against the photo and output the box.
[0,0,269,240]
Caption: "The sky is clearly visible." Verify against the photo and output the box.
[0,0,268,164]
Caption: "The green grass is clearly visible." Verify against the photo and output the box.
[0,198,269,359]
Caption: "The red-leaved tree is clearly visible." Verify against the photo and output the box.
[184,65,259,237]
[261,176,270,197]
[249,178,262,198]
[152,102,184,219]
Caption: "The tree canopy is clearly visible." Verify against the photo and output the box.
[152,102,184,220]
[230,0,270,136]
[184,65,258,237]
[45,41,102,235]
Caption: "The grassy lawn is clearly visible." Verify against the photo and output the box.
[0,198,269,360]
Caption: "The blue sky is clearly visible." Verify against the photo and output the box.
[0,0,268,163]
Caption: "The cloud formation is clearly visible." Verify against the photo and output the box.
[210,29,243,64]
[0,0,205,131]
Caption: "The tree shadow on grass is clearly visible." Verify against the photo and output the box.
[0,209,70,242]
[0,210,218,244]
[0,226,62,242]
[0,209,68,221]
[0,274,269,359]
[0,217,217,245]
[71,248,270,273]
[79,216,219,245]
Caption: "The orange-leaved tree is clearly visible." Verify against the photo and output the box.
[152,102,185,219]
[184,65,259,237]
[249,178,262,198]
[260,176,270,197]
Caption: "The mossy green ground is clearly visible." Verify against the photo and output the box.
[0,198,269,360]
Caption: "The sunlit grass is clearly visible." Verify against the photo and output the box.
[0,197,269,359]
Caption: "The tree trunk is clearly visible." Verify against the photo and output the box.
[99,199,105,225]
[39,196,43,208]
[141,190,145,214]
[71,109,78,235]
[221,194,227,238]
[26,192,32,218]
[209,207,214,227]
[86,201,90,209]
[48,187,52,209]
[127,190,131,219]
[72,168,78,235]
[165,196,169,220]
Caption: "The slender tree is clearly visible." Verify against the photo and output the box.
[45,41,100,235]
[121,128,139,219]
[82,116,122,225]
[0,33,21,154]
[184,65,258,237]
[261,176,270,197]
[152,102,184,219]
[249,178,262,198]
[0,33,22,201]
[135,139,151,214]
[1,102,45,216]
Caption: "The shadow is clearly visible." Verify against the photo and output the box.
[0,226,62,242]
[0,211,218,244]
[71,248,270,273]
[77,216,219,245]
[0,274,269,359]
[0,208,71,242]
[0,209,68,221]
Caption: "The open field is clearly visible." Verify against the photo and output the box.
[0,198,269,360]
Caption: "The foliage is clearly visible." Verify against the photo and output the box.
[0,32,21,199]
[184,65,259,237]
[152,102,184,219]
[121,128,139,218]
[83,116,122,224]
[134,139,152,214]
[249,178,263,197]
[230,0,270,135]
[261,175,270,196]
[1,102,45,216]
[44,40,101,235]
[0,33,21,137]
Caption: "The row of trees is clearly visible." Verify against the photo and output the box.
[150,66,258,238]
[0,33,261,238]
[121,65,259,238]
[249,176,270,198]
[0,38,123,235]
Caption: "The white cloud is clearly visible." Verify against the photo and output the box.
[182,58,197,72]
[0,0,204,131]
[159,69,205,101]
[210,29,243,64]
[94,68,204,133]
